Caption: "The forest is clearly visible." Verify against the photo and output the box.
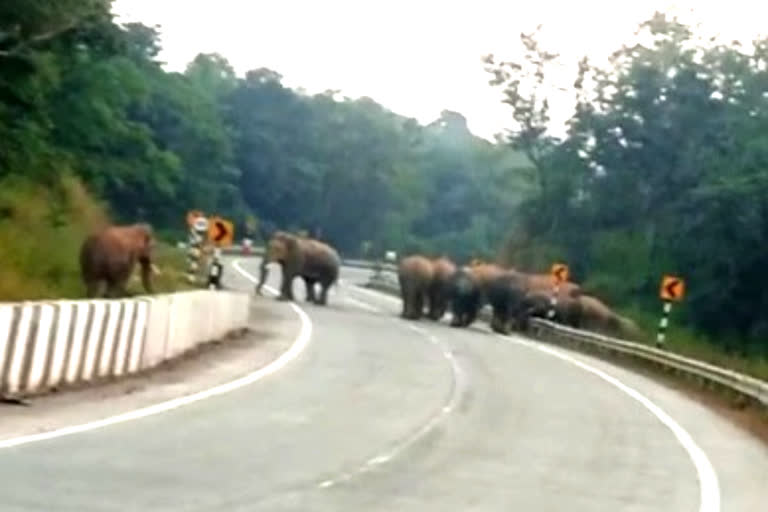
[1,3,767,362]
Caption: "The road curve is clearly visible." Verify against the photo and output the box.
[0,258,765,511]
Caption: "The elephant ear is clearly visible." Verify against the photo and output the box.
[267,231,299,263]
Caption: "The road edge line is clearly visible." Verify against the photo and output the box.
[349,284,720,512]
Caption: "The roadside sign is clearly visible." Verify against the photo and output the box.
[660,275,685,302]
[208,216,234,247]
[187,210,204,227]
[551,263,569,285]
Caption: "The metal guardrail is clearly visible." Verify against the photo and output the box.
[530,319,768,407]
[363,273,768,409]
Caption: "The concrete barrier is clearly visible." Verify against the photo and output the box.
[0,290,250,399]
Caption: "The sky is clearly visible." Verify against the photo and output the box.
[112,1,768,140]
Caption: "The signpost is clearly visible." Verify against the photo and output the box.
[186,212,208,284]
[548,262,569,320]
[656,274,685,348]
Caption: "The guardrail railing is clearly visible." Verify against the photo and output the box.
[362,272,768,410]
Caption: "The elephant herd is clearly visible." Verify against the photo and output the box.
[76,223,642,343]
[397,254,643,341]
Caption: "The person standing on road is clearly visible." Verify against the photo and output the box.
[255,221,275,295]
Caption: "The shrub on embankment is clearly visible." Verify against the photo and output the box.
[0,175,192,301]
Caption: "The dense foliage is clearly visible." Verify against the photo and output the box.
[0,1,528,263]
[486,14,768,354]
[2,3,767,356]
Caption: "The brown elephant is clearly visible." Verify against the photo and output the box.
[266,231,340,305]
[398,254,435,320]
[427,257,457,321]
[79,223,155,298]
[577,295,644,341]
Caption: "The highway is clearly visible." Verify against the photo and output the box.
[1,257,766,511]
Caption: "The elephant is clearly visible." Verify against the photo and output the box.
[448,263,508,328]
[265,231,340,305]
[484,269,530,335]
[577,295,644,341]
[518,290,583,331]
[427,257,457,321]
[397,254,435,320]
[525,273,582,299]
[79,223,155,298]
[448,266,482,327]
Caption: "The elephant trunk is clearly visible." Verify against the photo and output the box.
[140,257,154,294]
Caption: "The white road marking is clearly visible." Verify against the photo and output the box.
[344,296,383,313]
[501,333,721,512]
[352,284,720,512]
[0,261,312,450]
[314,315,465,490]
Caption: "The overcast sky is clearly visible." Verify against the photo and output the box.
[112,1,768,140]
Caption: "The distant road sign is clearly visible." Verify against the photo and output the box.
[187,210,204,227]
[660,275,685,302]
[208,216,234,247]
[551,263,569,285]
[193,216,208,232]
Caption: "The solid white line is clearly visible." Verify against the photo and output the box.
[0,261,312,450]
[352,284,719,512]
[502,333,721,512]
[312,298,465,490]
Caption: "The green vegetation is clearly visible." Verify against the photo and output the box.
[1,4,766,375]
[485,14,768,371]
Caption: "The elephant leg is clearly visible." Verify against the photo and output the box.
[278,271,295,301]
[105,278,125,299]
[464,304,479,327]
[399,282,411,318]
[303,277,317,303]
[427,288,439,320]
[413,291,424,320]
[317,282,331,305]
[85,280,102,298]
[491,304,511,335]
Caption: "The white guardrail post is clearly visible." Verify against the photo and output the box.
[0,290,250,399]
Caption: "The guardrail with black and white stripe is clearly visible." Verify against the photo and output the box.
[363,273,768,410]
[0,290,250,399]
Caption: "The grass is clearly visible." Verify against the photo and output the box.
[0,175,196,301]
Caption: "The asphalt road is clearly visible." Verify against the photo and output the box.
[1,257,766,511]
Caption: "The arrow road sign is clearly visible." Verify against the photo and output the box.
[551,263,569,285]
[207,216,234,247]
[660,275,685,302]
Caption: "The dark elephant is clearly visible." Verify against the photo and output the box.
[79,223,155,298]
[398,254,435,320]
[448,263,507,328]
[428,257,457,321]
[448,266,482,327]
[485,269,529,335]
[266,231,340,305]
